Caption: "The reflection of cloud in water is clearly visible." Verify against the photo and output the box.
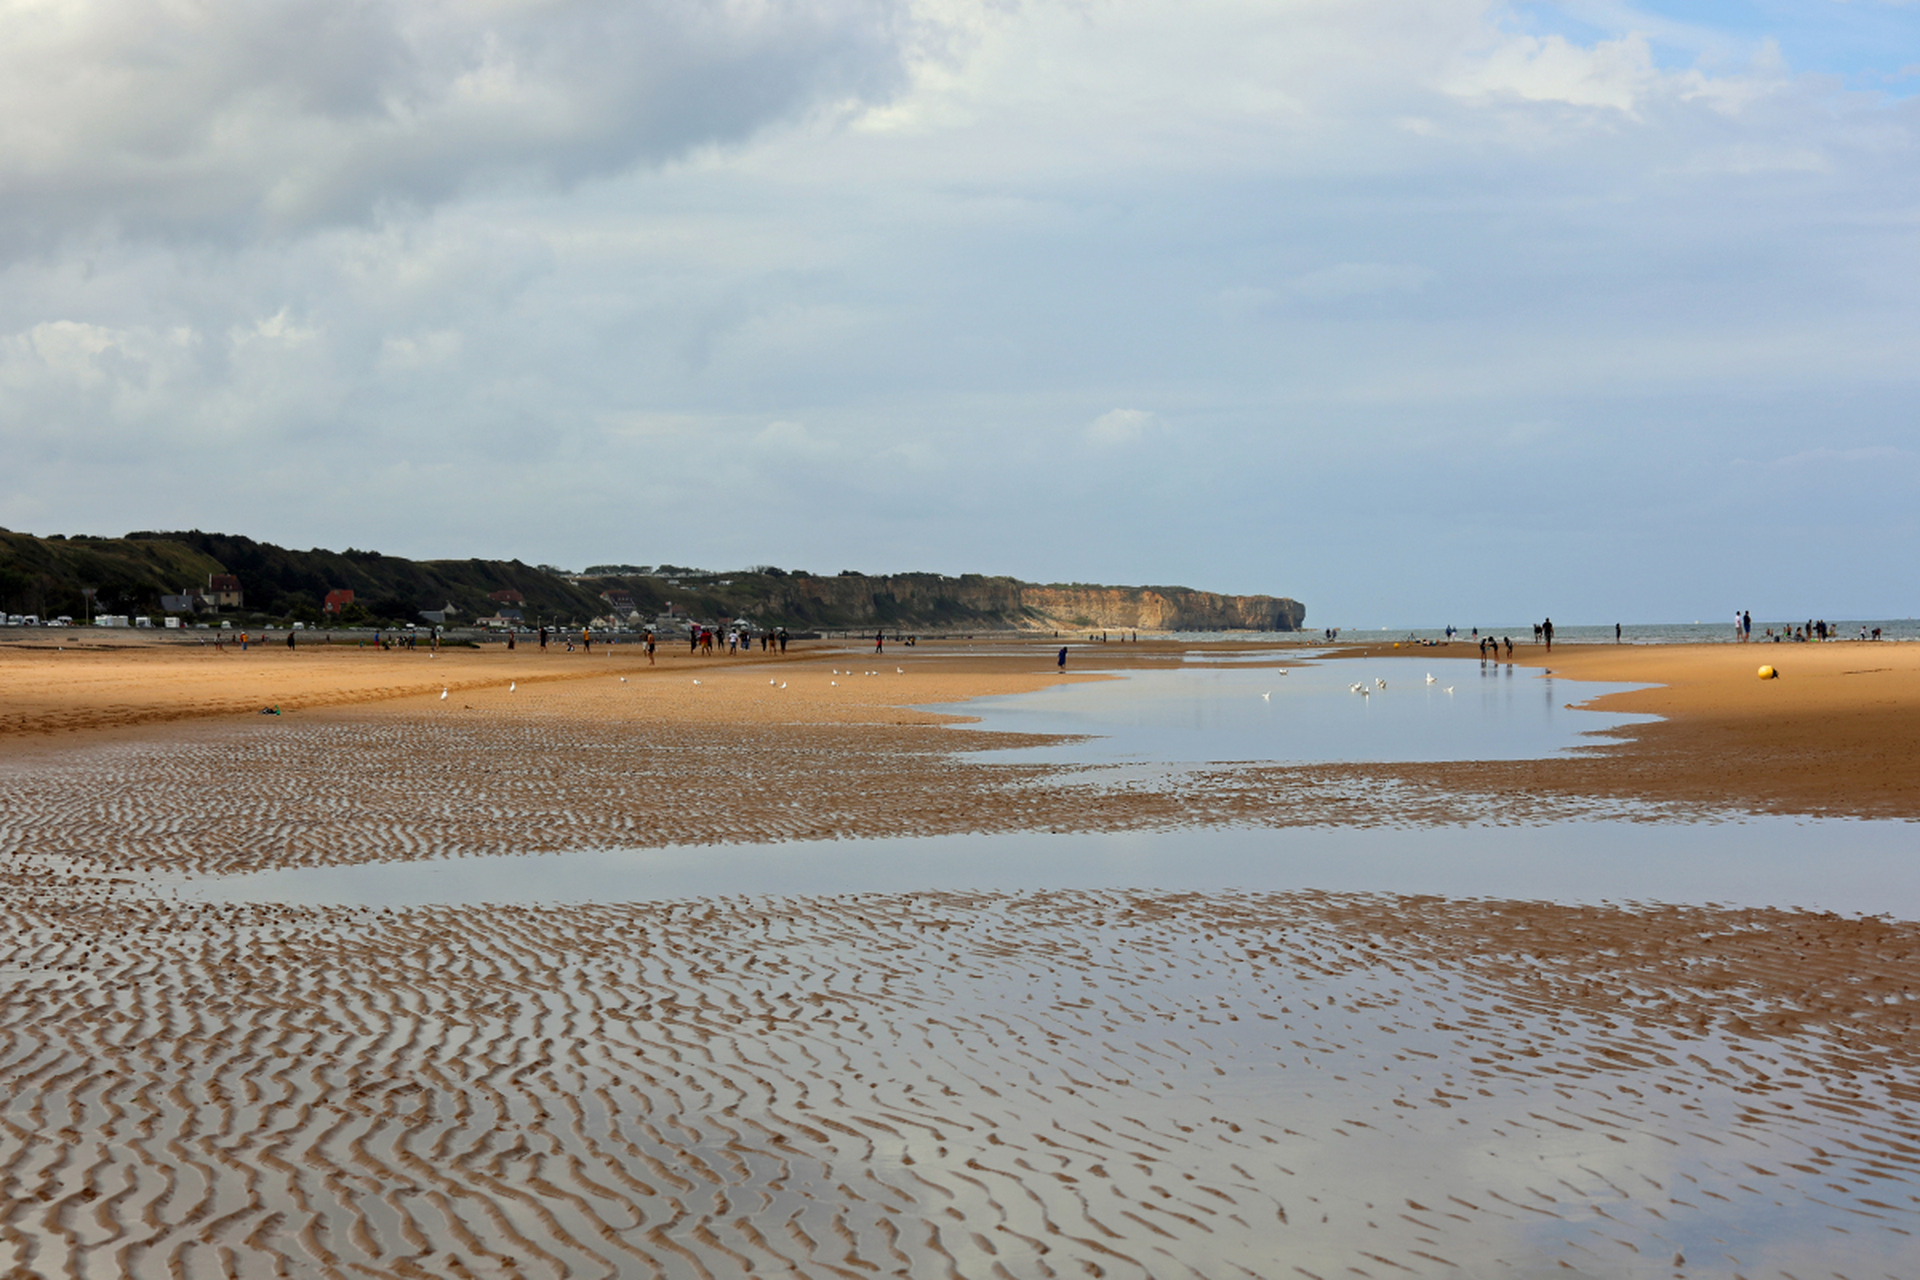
[944,656,1658,767]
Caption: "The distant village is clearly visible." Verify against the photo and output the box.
[11,571,723,638]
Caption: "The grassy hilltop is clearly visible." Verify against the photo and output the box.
[0,529,1303,633]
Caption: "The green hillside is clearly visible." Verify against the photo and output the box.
[0,529,1302,632]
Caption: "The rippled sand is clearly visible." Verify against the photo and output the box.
[2,642,1918,1277]
[3,883,1915,1279]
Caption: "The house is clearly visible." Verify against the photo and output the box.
[205,574,243,609]
[322,588,356,616]
[489,589,525,605]
[418,603,459,625]
[599,589,637,619]
[160,592,205,614]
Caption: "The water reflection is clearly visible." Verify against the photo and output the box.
[180,817,1920,916]
[945,657,1656,766]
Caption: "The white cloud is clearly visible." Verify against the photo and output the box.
[1085,409,1158,448]
[1445,32,1658,112]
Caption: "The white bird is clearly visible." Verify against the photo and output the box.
[1261,691,1271,701]
[1376,678,1387,689]
[439,688,448,700]
[619,676,627,683]
[897,667,904,674]
[509,681,516,692]
[1425,673,1436,684]
[831,680,838,687]
[1444,686,1454,694]
[692,679,701,685]
[780,682,787,689]
[1360,687,1370,697]
[770,678,777,685]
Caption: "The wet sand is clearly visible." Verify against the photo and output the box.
[1,634,1917,1277]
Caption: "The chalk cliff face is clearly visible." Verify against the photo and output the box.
[755,574,1304,632]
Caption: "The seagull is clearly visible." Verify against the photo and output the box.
[692,679,701,685]
[619,676,627,683]
[1425,673,1436,684]
[831,680,838,687]
[770,679,777,685]
[1261,691,1271,701]
[897,667,904,674]
[1444,686,1454,694]
[509,681,516,692]
[780,682,787,689]
[1376,678,1387,689]
[439,688,448,700]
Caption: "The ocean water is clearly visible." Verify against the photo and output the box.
[1255,618,1920,645]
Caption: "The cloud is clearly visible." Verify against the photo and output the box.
[1085,409,1158,448]
[1446,33,1659,113]
[0,0,922,249]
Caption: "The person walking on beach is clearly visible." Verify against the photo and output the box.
[1616,622,1622,643]
[1543,618,1554,651]
[539,626,548,651]
[1058,646,1068,670]
[286,630,295,651]
[875,630,885,654]
[645,630,656,665]
[1744,610,1752,642]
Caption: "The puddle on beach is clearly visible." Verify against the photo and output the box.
[171,655,1910,916]
[178,815,1920,917]
[946,655,1658,767]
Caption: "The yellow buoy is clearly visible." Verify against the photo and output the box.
[1758,665,1777,680]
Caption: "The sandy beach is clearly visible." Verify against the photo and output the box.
[0,632,1915,1277]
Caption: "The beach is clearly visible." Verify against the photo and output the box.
[0,633,1915,1277]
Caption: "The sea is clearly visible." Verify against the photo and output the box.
[1142,617,1920,645]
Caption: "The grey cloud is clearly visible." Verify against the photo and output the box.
[0,0,919,249]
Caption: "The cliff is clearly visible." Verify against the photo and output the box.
[752,574,1303,632]
[0,530,1303,633]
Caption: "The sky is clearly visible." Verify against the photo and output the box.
[2,0,1916,630]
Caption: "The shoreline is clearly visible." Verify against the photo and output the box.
[6,634,1920,823]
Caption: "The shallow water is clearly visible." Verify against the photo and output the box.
[948,655,1654,766]
[177,657,1915,917]
[177,816,1917,915]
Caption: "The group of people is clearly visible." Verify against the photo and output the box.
[692,625,790,656]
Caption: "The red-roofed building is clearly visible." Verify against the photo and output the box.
[323,589,355,616]
[205,574,243,608]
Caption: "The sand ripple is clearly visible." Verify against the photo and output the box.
[0,887,1911,1277]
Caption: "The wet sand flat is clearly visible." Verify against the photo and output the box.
[1,636,1917,1277]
